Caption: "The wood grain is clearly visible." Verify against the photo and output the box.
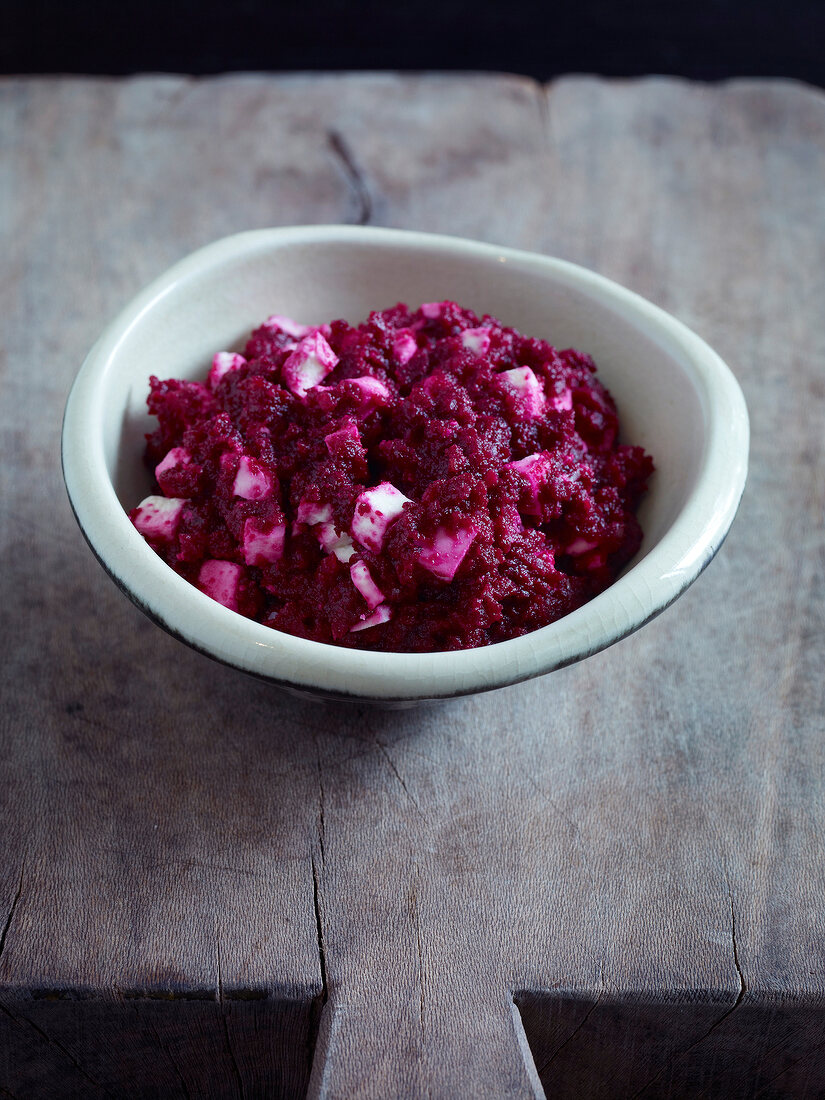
[1,73,824,1097]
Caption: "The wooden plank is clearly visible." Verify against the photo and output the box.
[1,73,824,1096]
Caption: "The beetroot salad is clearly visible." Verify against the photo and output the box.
[129,301,654,653]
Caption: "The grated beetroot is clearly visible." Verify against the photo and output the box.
[130,302,654,652]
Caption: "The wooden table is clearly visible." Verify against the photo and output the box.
[2,73,824,1098]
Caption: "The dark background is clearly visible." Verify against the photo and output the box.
[3,0,824,85]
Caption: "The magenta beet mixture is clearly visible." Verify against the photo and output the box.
[130,302,654,652]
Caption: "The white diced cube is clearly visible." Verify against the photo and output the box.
[417,521,476,582]
[154,447,192,494]
[350,604,392,633]
[420,302,443,319]
[497,366,546,420]
[324,422,360,455]
[232,455,273,501]
[350,560,384,610]
[242,519,286,565]
[316,523,356,563]
[348,376,391,415]
[507,452,553,516]
[393,330,418,364]
[548,387,573,411]
[263,314,312,339]
[461,327,491,357]
[351,482,412,553]
[198,560,242,611]
[282,332,339,397]
[208,351,246,391]
[566,536,599,556]
[296,499,332,527]
[132,495,186,543]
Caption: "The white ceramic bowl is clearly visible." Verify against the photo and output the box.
[62,226,749,703]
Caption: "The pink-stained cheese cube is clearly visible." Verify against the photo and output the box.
[296,499,332,527]
[417,520,477,582]
[297,498,355,561]
[262,314,312,339]
[350,604,392,633]
[316,376,393,413]
[132,495,186,543]
[315,376,391,416]
[460,327,491,357]
[282,332,339,397]
[208,351,246,392]
[350,560,384,610]
[232,455,273,501]
[348,376,391,415]
[420,302,443,319]
[584,551,607,570]
[316,523,356,563]
[566,536,599,556]
[507,452,553,516]
[324,421,360,456]
[242,518,286,566]
[155,447,192,494]
[351,482,412,553]
[497,366,547,420]
[548,387,573,412]
[198,560,243,611]
[393,330,418,365]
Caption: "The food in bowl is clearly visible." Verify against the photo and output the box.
[129,299,654,653]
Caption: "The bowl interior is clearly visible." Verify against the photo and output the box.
[107,236,706,565]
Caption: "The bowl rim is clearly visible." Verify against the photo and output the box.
[62,225,749,701]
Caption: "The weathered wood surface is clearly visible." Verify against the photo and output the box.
[1,73,824,1097]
